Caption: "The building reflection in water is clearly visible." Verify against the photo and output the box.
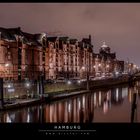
[0,82,140,123]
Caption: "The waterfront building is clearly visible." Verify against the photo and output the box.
[45,35,94,80]
[0,27,45,81]
[0,27,133,82]
[78,35,94,79]
[94,42,125,77]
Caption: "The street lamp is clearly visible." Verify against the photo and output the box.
[106,64,109,68]
[67,80,71,92]
[25,80,31,98]
[5,62,12,80]
[98,63,102,77]
[6,81,14,101]
[5,63,10,67]
[93,65,96,78]
[67,80,71,85]
[81,65,89,90]
[77,80,81,84]
[81,66,85,70]
[98,63,101,67]
[106,64,110,77]
[86,67,89,90]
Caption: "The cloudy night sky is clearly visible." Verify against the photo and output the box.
[0,3,140,66]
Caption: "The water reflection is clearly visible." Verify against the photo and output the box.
[0,81,140,123]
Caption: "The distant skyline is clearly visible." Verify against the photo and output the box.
[0,3,140,66]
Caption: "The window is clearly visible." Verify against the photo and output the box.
[43,57,45,61]
[7,52,11,60]
[56,53,58,57]
[25,50,28,64]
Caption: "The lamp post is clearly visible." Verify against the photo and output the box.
[25,80,31,98]
[67,80,71,92]
[5,62,12,80]
[7,81,14,101]
[93,65,96,77]
[98,63,101,77]
[106,64,109,77]
[81,65,89,90]
[87,69,89,90]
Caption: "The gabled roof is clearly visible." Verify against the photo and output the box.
[0,27,16,41]
[0,27,42,46]
[34,33,43,41]
[7,27,23,36]
[59,37,69,42]
[47,37,57,42]
[69,39,77,44]
[82,38,91,44]
[22,32,41,46]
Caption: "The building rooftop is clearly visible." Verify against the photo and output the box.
[82,38,90,44]
[0,27,17,41]
[22,32,41,46]
[101,42,109,48]
[69,39,77,44]
[0,27,42,46]
[59,37,69,42]
[47,36,57,42]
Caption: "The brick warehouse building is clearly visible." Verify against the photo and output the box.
[46,35,94,80]
[94,42,117,77]
[0,27,45,81]
[0,27,125,81]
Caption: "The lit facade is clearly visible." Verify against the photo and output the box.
[94,42,124,77]
[0,27,45,81]
[0,27,132,81]
[45,35,94,80]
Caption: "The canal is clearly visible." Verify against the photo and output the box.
[0,81,140,123]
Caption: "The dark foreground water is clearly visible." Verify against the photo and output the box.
[0,81,140,123]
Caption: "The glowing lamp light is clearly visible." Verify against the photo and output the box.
[106,65,109,68]
[7,84,11,88]
[25,81,31,88]
[81,66,85,70]
[116,71,119,75]
[98,64,101,67]
[93,65,96,68]
[26,83,30,87]
[7,82,13,88]
[5,63,10,67]
[67,80,71,85]
[77,80,81,84]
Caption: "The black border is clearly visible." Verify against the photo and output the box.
[0,123,139,137]
[0,0,140,138]
[0,0,140,3]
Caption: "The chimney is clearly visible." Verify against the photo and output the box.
[17,27,21,30]
[89,34,91,44]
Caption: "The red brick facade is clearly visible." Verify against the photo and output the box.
[0,27,127,81]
